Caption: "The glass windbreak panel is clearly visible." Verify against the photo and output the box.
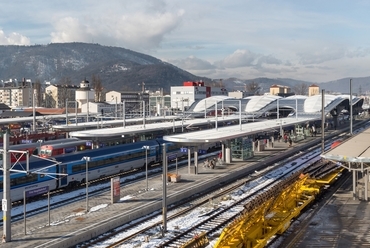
[231,137,253,161]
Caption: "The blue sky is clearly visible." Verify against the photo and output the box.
[1,0,370,83]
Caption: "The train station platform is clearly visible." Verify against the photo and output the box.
[0,132,361,248]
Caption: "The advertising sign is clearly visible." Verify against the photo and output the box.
[26,186,49,198]
[180,147,188,153]
[111,177,120,203]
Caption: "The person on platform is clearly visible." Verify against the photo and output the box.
[218,152,223,165]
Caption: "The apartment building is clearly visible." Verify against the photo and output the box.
[44,84,79,108]
[0,79,33,107]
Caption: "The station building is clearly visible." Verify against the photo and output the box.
[170,81,228,111]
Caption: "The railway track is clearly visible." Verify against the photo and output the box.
[76,136,339,248]
[5,121,368,245]
[76,121,370,247]
[2,150,221,225]
[155,148,324,247]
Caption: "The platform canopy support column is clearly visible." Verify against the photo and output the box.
[221,143,225,162]
[352,163,356,200]
[194,146,198,175]
[365,167,368,201]
[188,147,191,174]
[225,147,231,164]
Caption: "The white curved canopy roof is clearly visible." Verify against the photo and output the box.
[192,96,232,112]
[304,94,341,113]
[244,95,281,112]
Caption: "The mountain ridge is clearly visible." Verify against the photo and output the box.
[0,42,368,95]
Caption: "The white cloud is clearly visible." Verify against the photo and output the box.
[345,47,370,58]
[297,46,347,65]
[1,1,370,82]
[169,56,215,70]
[0,30,30,45]
[256,55,283,66]
[214,50,259,69]
[50,8,185,52]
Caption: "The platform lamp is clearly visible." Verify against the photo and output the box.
[83,156,91,212]
[142,146,150,191]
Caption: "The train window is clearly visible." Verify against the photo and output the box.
[11,174,38,186]
[111,157,120,163]
[89,161,98,168]
[72,163,85,173]
[46,149,52,156]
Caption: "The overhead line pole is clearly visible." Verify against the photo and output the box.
[321,89,325,154]
[2,132,11,242]
[350,79,353,135]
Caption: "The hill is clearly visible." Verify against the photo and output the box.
[0,42,368,95]
[0,43,210,93]
[221,77,370,95]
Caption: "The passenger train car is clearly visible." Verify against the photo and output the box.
[0,138,220,202]
[2,138,81,163]
[39,140,92,158]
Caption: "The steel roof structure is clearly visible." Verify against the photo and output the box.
[163,117,318,144]
[52,115,182,132]
[62,94,362,140]
[68,115,244,138]
[321,125,370,165]
[187,94,363,118]
[0,113,90,125]
[320,123,370,201]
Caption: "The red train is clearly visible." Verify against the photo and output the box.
[6,138,81,163]
[39,140,92,158]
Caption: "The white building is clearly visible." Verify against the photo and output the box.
[76,79,95,109]
[170,81,228,111]
[105,90,149,117]
[81,102,115,116]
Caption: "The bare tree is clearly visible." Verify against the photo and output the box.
[58,77,72,108]
[292,83,309,95]
[44,90,55,108]
[246,81,260,94]
[33,79,44,107]
[91,74,104,102]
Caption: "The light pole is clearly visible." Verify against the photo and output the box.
[66,98,69,126]
[37,139,43,155]
[32,90,36,133]
[350,79,353,135]
[142,146,150,191]
[83,156,91,212]
[86,90,89,122]
[122,101,126,128]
